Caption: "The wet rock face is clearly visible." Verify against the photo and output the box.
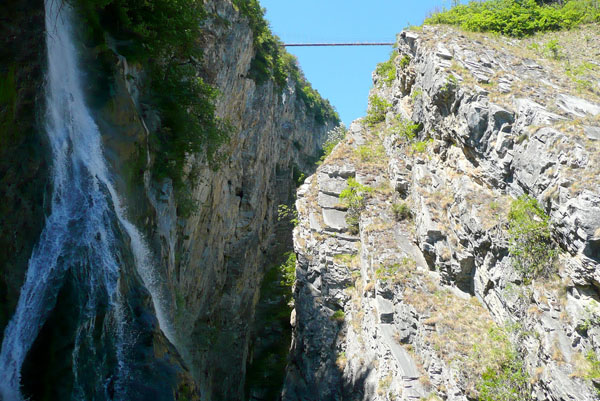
[285,25,600,401]
[1,0,332,399]
[0,0,49,338]
[121,1,335,399]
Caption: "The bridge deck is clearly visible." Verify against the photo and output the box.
[282,42,395,47]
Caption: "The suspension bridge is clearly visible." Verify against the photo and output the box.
[282,42,395,47]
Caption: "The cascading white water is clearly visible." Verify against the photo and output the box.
[0,1,176,399]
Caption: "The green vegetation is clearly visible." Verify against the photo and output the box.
[392,202,413,221]
[426,0,600,37]
[375,51,397,87]
[277,204,299,226]
[584,351,600,381]
[339,178,374,234]
[245,250,295,398]
[75,0,338,217]
[566,61,596,92]
[331,309,346,322]
[318,124,347,163]
[444,74,459,91]
[292,164,306,187]
[232,0,287,86]
[278,252,296,298]
[508,195,557,281]
[333,253,359,267]
[399,54,411,69]
[476,328,531,401]
[355,143,386,162]
[411,88,423,102]
[545,38,563,59]
[388,116,421,141]
[376,257,416,283]
[75,0,230,216]
[412,138,433,153]
[365,94,392,126]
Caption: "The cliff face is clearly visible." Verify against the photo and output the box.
[0,0,49,338]
[146,1,334,398]
[285,25,600,400]
[0,0,334,399]
[96,0,334,399]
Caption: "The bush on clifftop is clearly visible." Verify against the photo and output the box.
[426,0,600,37]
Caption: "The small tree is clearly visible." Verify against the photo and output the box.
[339,178,373,234]
[508,195,557,281]
[365,95,392,126]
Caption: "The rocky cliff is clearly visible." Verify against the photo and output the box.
[0,0,335,399]
[83,1,337,399]
[285,24,600,401]
[142,1,336,398]
[0,0,49,339]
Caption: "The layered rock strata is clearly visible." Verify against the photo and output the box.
[285,25,600,401]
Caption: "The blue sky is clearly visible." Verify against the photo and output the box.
[260,0,456,126]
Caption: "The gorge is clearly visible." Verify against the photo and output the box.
[1,0,600,401]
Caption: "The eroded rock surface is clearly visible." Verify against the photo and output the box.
[285,25,600,401]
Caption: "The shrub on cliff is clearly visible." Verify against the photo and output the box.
[318,124,347,164]
[426,0,600,37]
[365,94,392,126]
[339,178,373,234]
[375,52,397,87]
[74,0,231,216]
[508,195,557,281]
[476,328,531,401]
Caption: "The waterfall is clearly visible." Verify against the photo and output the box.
[0,1,176,399]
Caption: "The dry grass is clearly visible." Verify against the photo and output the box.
[375,257,418,285]
[333,252,360,268]
[432,24,600,105]
[336,352,348,370]
[403,283,514,391]
[551,339,565,364]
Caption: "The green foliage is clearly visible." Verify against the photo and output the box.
[472,327,532,401]
[412,138,433,153]
[233,0,286,85]
[365,94,392,126]
[426,0,600,37]
[399,54,411,69]
[245,250,295,398]
[508,195,557,281]
[318,124,347,163]
[545,39,563,59]
[477,349,531,401]
[277,204,299,226]
[376,257,416,283]
[446,74,459,89]
[392,202,413,221]
[411,88,423,102]
[566,61,596,92]
[339,178,373,234]
[331,309,345,322]
[388,116,421,141]
[74,0,231,216]
[297,81,340,125]
[355,143,386,162]
[278,252,296,296]
[292,164,306,187]
[375,51,397,87]
[585,351,600,381]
